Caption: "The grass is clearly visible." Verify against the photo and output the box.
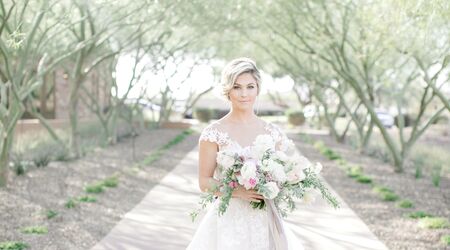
[441,235,450,246]
[396,199,414,208]
[356,175,373,184]
[21,226,48,234]
[65,198,77,208]
[141,129,193,166]
[418,217,450,229]
[372,185,399,201]
[78,195,97,202]
[85,183,105,194]
[46,210,58,219]
[346,165,363,178]
[406,211,434,219]
[101,176,119,187]
[0,241,29,250]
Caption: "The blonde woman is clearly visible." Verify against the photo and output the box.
[187,58,303,250]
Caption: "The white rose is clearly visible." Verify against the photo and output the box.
[280,138,297,156]
[240,160,257,180]
[286,164,306,184]
[261,158,275,172]
[313,162,323,174]
[253,134,275,150]
[271,165,287,183]
[263,182,280,199]
[216,151,235,170]
[250,145,268,160]
[275,150,288,162]
[292,154,312,170]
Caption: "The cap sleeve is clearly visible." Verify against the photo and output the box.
[198,123,230,146]
[199,125,218,143]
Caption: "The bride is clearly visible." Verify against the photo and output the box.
[187,58,304,250]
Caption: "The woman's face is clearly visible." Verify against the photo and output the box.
[228,72,258,110]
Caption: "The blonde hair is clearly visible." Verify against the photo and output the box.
[220,57,261,100]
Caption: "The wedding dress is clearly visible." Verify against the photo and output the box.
[187,121,304,250]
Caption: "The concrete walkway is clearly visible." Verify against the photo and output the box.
[91,147,389,250]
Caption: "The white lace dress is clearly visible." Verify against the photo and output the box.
[187,121,304,250]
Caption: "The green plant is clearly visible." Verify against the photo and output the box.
[380,192,399,201]
[441,235,450,246]
[65,198,77,208]
[418,217,450,229]
[85,183,104,193]
[313,140,325,150]
[285,109,305,126]
[101,176,119,188]
[356,175,372,184]
[0,241,29,250]
[46,210,58,219]
[78,196,97,202]
[431,164,442,187]
[346,165,363,178]
[31,147,53,167]
[141,129,192,166]
[396,199,414,208]
[193,108,213,123]
[322,148,342,160]
[406,211,433,219]
[53,146,71,162]
[21,226,48,234]
[412,156,425,179]
[372,185,399,201]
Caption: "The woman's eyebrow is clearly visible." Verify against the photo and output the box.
[233,82,256,86]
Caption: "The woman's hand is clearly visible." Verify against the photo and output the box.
[232,185,264,202]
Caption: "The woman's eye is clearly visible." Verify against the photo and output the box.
[248,86,255,89]
[233,86,240,89]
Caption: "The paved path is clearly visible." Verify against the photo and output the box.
[92,146,389,250]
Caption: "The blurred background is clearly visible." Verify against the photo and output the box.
[1,1,450,249]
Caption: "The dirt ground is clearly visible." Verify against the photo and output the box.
[288,127,450,250]
[0,127,198,250]
[1,123,449,250]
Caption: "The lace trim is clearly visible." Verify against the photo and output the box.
[199,121,287,148]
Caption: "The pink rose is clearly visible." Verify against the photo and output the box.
[228,181,238,189]
[248,178,257,188]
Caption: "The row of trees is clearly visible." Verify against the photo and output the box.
[180,0,450,172]
[1,0,449,187]
[0,0,215,187]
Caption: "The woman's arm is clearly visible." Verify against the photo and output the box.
[198,140,263,202]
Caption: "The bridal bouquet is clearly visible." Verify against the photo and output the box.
[190,135,340,221]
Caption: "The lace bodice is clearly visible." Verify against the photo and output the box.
[198,120,288,151]
[189,120,304,250]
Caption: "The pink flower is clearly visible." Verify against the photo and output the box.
[228,181,238,189]
[249,178,257,187]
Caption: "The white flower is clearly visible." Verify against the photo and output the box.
[260,158,276,172]
[280,138,297,156]
[275,150,288,162]
[263,182,280,199]
[216,151,235,170]
[292,154,313,170]
[250,145,268,160]
[302,188,317,204]
[271,165,287,183]
[286,164,306,184]
[254,134,275,149]
[313,162,323,174]
[241,160,257,177]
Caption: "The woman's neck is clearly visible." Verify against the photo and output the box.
[225,108,259,124]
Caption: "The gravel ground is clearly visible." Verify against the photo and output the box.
[1,122,449,250]
[287,129,450,250]
[0,127,199,250]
